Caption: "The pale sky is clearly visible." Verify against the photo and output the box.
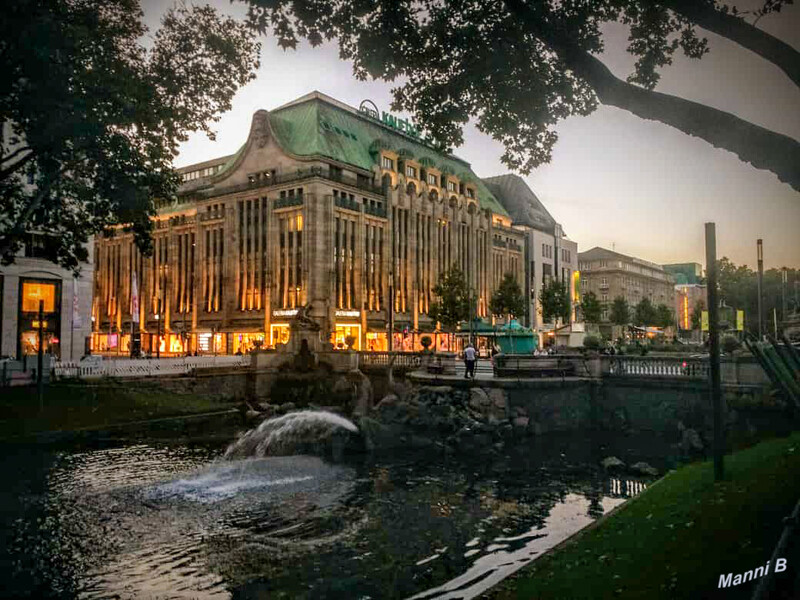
[144,0,800,270]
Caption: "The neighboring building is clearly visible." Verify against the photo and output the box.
[482,175,578,335]
[0,238,94,362]
[91,92,526,355]
[674,283,707,335]
[663,262,703,285]
[578,247,675,336]
[1,123,94,361]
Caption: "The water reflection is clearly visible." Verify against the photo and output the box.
[0,438,651,599]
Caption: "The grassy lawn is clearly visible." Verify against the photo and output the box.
[485,432,800,599]
[0,381,237,439]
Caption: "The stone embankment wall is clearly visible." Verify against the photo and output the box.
[372,375,789,462]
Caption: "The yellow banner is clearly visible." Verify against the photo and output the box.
[701,310,709,332]
[736,310,744,331]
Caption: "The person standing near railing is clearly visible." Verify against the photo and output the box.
[464,343,477,379]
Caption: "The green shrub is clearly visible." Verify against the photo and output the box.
[722,335,741,354]
[583,334,602,350]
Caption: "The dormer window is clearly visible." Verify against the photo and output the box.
[406,165,417,179]
[382,156,394,171]
[447,180,456,192]
[466,188,475,199]
[427,173,437,186]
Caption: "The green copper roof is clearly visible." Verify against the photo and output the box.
[269,97,508,216]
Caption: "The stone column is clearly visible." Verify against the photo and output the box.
[223,200,237,324]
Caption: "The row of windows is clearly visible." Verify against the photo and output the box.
[385,156,476,199]
[182,164,223,182]
[561,248,572,263]
[279,187,303,198]
[542,243,553,259]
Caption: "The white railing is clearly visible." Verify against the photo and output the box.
[607,356,709,379]
[356,351,424,368]
[53,355,252,379]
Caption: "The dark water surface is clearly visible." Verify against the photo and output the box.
[0,424,652,599]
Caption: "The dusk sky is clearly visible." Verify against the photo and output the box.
[145,0,799,271]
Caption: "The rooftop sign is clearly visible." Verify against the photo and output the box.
[359,99,421,140]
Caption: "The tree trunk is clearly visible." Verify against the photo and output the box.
[659,0,800,89]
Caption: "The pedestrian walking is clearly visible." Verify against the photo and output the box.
[464,343,477,379]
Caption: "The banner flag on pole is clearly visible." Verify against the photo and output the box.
[131,271,140,324]
[72,278,82,329]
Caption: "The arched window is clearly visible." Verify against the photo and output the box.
[406,182,417,197]
[429,189,438,202]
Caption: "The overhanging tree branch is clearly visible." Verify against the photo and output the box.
[504,0,800,191]
[557,43,800,191]
[0,149,34,180]
[659,0,800,88]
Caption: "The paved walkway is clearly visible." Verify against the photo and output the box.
[453,358,495,381]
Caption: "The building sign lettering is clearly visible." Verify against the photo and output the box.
[335,309,361,318]
[358,100,422,140]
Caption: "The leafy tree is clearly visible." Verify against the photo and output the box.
[634,298,658,326]
[715,258,799,335]
[1,0,261,270]
[580,291,603,325]
[609,296,630,328]
[490,272,526,321]
[539,278,570,324]
[429,266,472,332]
[690,298,706,330]
[655,303,675,328]
[244,0,800,191]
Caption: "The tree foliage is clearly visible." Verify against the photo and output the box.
[715,257,799,335]
[429,266,472,332]
[691,298,706,330]
[0,0,260,271]
[655,303,675,328]
[539,278,570,324]
[244,0,800,191]
[580,291,603,325]
[609,296,630,327]
[490,272,526,320]
[634,298,658,326]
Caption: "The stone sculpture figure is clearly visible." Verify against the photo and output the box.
[291,303,321,332]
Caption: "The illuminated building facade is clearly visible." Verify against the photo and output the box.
[578,247,676,337]
[675,283,707,334]
[482,175,578,334]
[91,92,527,355]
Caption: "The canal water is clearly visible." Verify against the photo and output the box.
[0,419,653,599]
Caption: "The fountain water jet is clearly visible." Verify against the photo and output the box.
[225,410,360,460]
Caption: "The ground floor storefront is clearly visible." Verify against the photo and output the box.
[1,267,92,362]
[88,323,469,357]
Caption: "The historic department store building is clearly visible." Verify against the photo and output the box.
[92,92,575,355]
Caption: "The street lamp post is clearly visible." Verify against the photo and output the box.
[757,239,764,340]
[155,309,161,359]
[781,268,787,335]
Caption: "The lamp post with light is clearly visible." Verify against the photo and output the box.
[757,239,764,340]
[781,267,787,335]
[154,309,161,359]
